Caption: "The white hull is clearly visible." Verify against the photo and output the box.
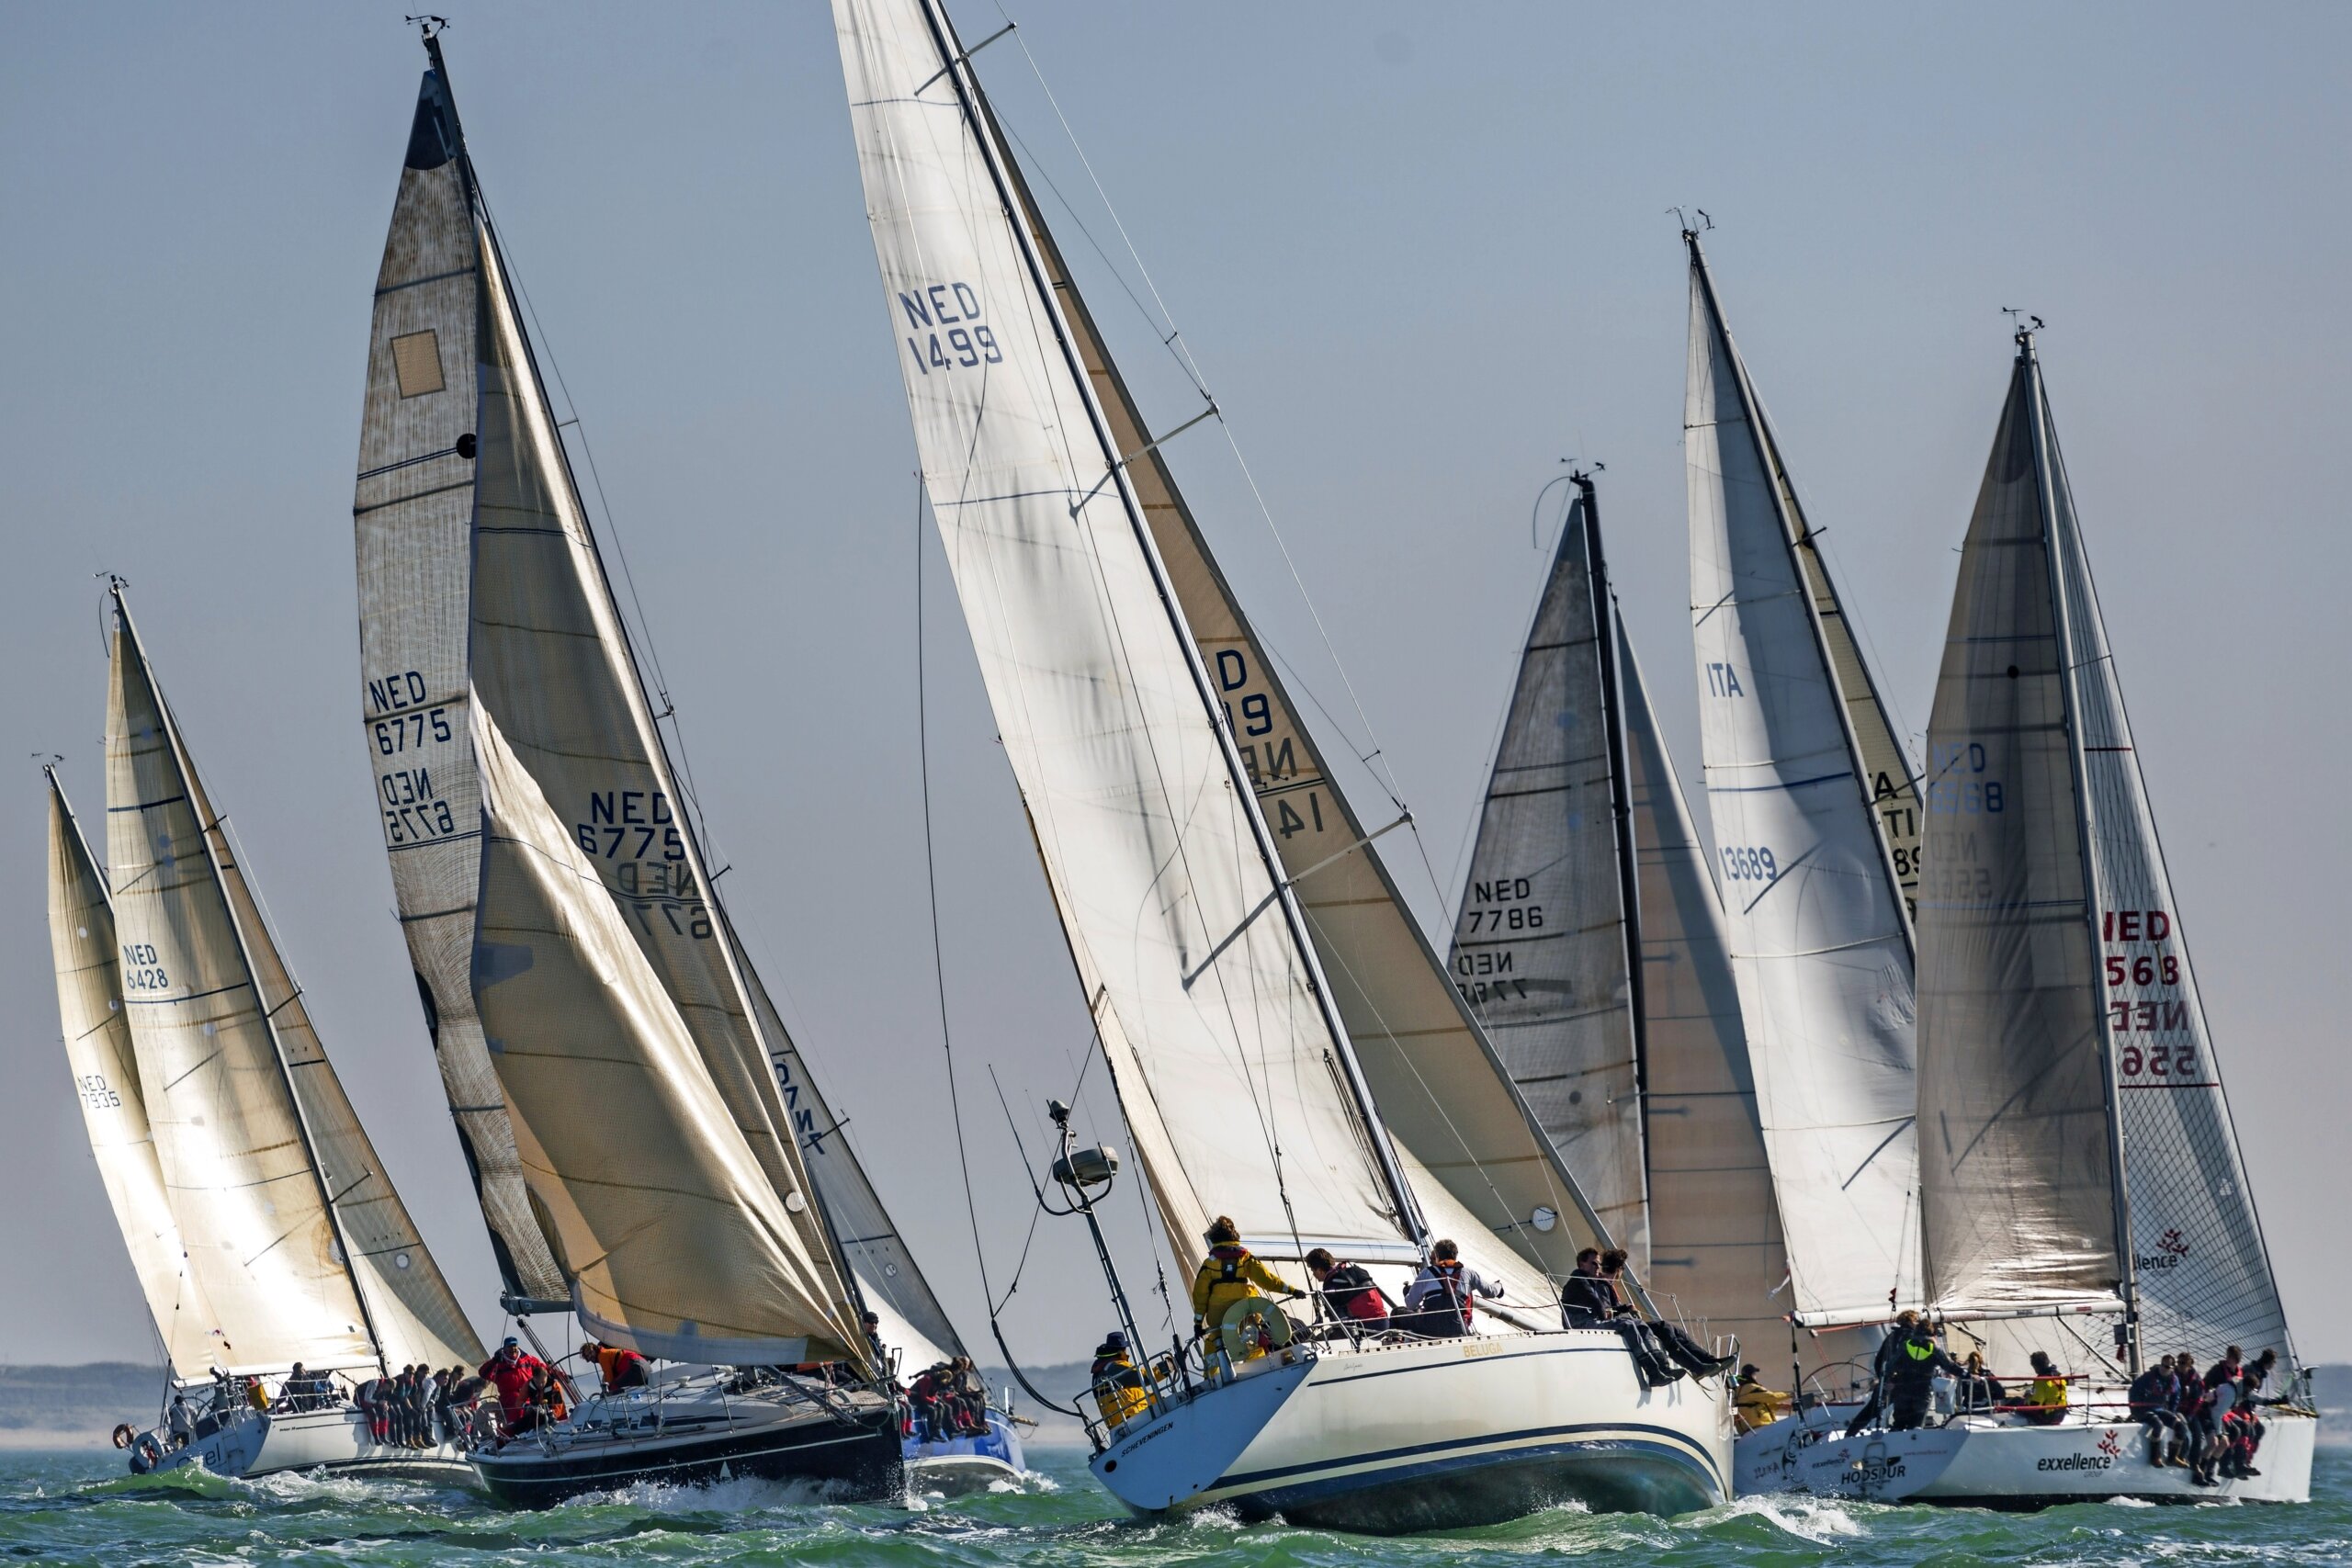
[1091,1330,1730,1532]
[146,1405,470,1483]
[1736,1405,2315,1505]
[904,1410,1028,1495]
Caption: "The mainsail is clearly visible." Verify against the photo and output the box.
[104,591,479,1375]
[1453,479,1791,1348]
[356,38,899,1368]
[46,769,220,1379]
[1919,335,2290,1366]
[834,0,1427,1281]
[1684,232,1922,1325]
[981,94,1610,1288]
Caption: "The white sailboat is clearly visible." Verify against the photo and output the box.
[1453,472,1791,1377]
[1756,330,2313,1506]
[86,585,483,1481]
[1679,234,1931,1484]
[831,0,1729,1529]
[353,28,1018,1505]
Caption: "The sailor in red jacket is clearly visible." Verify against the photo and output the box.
[478,1337,547,1433]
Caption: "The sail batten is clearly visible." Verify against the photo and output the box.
[1684,236,1923,1326]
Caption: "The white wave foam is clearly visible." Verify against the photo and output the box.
[1719,1493,1869,1542]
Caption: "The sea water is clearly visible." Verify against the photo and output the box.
[3,1445,2346,1565]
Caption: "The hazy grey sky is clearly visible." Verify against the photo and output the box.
[4,2,2345,1371]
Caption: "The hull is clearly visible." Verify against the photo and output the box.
[146,1405,470,1483]
[1736,1405,2316,1506]
[470,1380,900,1508]
[904,1409,1028,1495]
[1091,1330,1730,1532]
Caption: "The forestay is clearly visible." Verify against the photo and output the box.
[985,94,1604,1289]
[106,598,475,1374]
[1916,347,2125,1319]
[835,0,1413,1271]
[473,712,855,1364]
[1685,237,1922,1325]
[46,773,220,1379]
[1451,491,1646,1262]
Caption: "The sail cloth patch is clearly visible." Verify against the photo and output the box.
[391,330,445,398]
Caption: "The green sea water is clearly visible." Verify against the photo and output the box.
[5,1445,2347,1566]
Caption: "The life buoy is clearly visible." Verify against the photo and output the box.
[1216,1295,1295,1363]
[129,1430,164,1473]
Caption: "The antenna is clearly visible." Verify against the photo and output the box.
[406,14,449,39]
[1669,206,1714,237]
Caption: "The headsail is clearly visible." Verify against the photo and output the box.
[356,39,891,1366]
[1919,336,2290,1364]
[105,591,478,1374]
[834,0,1421,1278]
[472,712,854,1364]
[1684,233,1922,1325]
[46,770,220,1379]
[1619,634,1794,1357]
[980,93,1609,1289]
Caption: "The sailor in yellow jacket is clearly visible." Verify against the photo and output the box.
[1190,1215,1300,1338]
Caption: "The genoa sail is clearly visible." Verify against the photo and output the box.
[104,592,478,1375]
[1919,336,2290,1364]
[1619,634,1798,1360]
[980,95,1609,1292]
[1684,233,1922,1326]
[46,770,221,1379]
[834,0,1420,1277]
[473,712,854,1364]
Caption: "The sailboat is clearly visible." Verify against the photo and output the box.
[1677,232,1932,1488]
[832,0,1729,1530]
[353,28,1018,1505]
[1754,330,2314,1506]
[1452,471,1791,1386]
[82,584,483,1481]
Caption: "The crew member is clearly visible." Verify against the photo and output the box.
[1875,1317,1965,1432]
[2131,1357,2187,1465]
[1304,1248,1390,1332]
[1400,1239,1503,1338]
[1088,1330,1160,1428]
[582,1337,651,1394]
[2021,1351,2069,1427]
[1561,1247,1680,1386]
[1599,1249,1736,1377]
[1189,1216,1297,1341]
[1732,1365,1789,1433]
[479,1337,548,1438]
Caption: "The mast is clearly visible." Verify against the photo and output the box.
[911,0,1424,1249]
[2019,333,2138,1371]
[1577,473,1652,1175]
[1684,230,1916,958]
[111,582,387,1375]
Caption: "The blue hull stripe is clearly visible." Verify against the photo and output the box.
[1216,1417,1724,1495]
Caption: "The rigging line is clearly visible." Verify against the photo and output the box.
[979,1067,1049,1318]
[473,188,720,856]
[912,478,999,1314]
[997,16,1411,818]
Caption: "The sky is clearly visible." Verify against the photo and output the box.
[2,2,2346,1373]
